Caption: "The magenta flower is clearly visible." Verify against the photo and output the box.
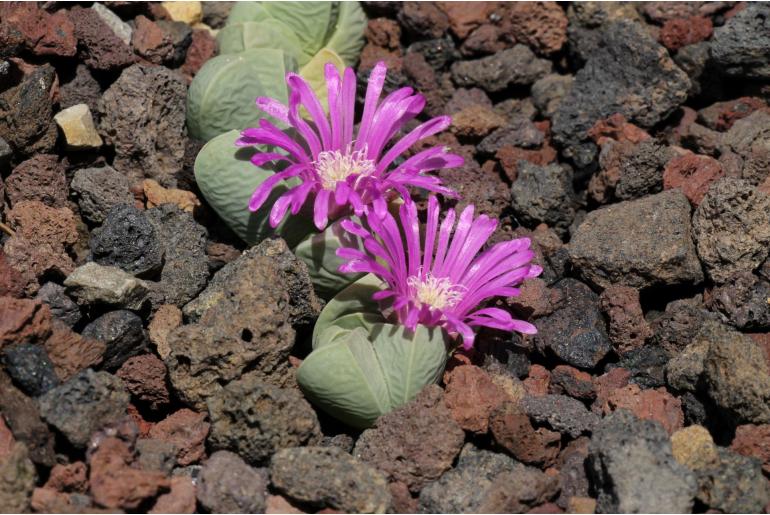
[236,61,464,231]
[336,197,541,349]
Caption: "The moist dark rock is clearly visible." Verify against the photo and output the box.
[510,161,577,236]
[703,322,770,424]
[35,282,81,327]
[588,410,697,513]
[695,448,770,513]
[2,344,59,397]
[70,166,135,225]
[0,64,57,157]
[0,371,56,466]
[406,35,459,70]
[533,278,612,369]
[82,310,148,371]
[270,447,392,513]
[532,73,573,119]
[614,140,674,200]
[90,205,164,277]
[0,442,36,513]
[145,205,209,307]
[552,21,689,167]
[649,296,717,356]
[612,346,668,389]
[419,443,559,513]
[569,190,703,289]
[59,64,102,112]
[354,385,465,493]
[5,154,67,209]
[98,64,187,187]
[450,45,552,92]
[207,374,322,466]
[397,2,449,39]
[710,3,770,79]
[707,271,770,329]
[38,369,129,448]
[674,42,723,100]
[69,5,135,71]
[520,394,599,437]
[692,178,770,284]
[197,450,267,514]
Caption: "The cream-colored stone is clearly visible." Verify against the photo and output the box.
[569,496,597,514]
[53,104,103,150]
[161,1,203,25]
[671,424,719,470]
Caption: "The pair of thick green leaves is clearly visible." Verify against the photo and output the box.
[297,274,451,429]
[187,1,366,141]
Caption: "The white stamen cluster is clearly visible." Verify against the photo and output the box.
[407,273,464,310]
[315,145,375,190]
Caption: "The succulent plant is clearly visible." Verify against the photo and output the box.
[193,129,315,247]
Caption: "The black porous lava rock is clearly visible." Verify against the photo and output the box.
[450,45,552,92]
[82,310,148,370]
[90,204,164,277]
[510,161,578,237]
[1,343,59,397]
[520,394,599,437]
[710,3,770,79]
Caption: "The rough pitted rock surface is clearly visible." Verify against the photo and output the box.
[614,140,674,200]
[419,443,558,513]
[710,3,770,79]
[38,369,129,448]
[0,442,36,513]
[98,64,187,187]
[1,343,59,397]
[0,64,58,157]
[82,310,148,371]
[533,278,612,369]
[692,178,770,284]
[34,282,81,327]
[354,385,465,493]
[588,410,697,513]
[207,374,322,466]
[70,166,134,225]
[569,190,703,289]
[197,450,267,514]
[90,205,164,277]
[270,447,392,513]
[450,45,552,92]
[694,448,770,513]
[552,20,689,167]
[510,161,577,236]
[0,371,56,467]
[5,154,67,209]
[520,394,599,437]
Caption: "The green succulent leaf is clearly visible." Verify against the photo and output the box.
[186,48,296,142]
[312,273,385,347]
[298,48,345,113]
[193,130,315,247]
[297,323,450,429]
[295,220,367,301]
[324,1,368,66]
[216,21,305,60]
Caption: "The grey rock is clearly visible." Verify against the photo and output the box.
[145,204,209,307]
[202,2,234,29]
[614,140,674,200]
[707,271,770,329]
[613,346,668,389]
[477,119,545,155]
[450,45,552,92]
[569,190,703,289]
[693,178,770,284]
[98,64,187,187]
[156,20,193,66]
[82,310,148,370]
[320,434,355,454]
[511,161,577,236]
[695,448,770,513]
[649,296,718,356]
[59,64,103,113]
[197,450,267,514]
[711,3,770,79]
[407,35,460,70]
[0,136,11,172]
[703,321,770,424]
[38,369,129,448]
[1,343,60,396]
[665,338,709,393]
[64,262,150,310]
[588,410,697,513]
[0,371,56,467]
[718,111,770,185]
[419,443,558,513]
[207,374,322,466]
[533,279,612,369]
[136,438,179,474]
[270,447,392,513]
[520,394,599,437]
[553,21,689,167]
[90,204,164,277]
[674,42,722,100]
[531,73,573,119]
[70,166,134,225]
[35,282,81,327]
[0,443,36,514]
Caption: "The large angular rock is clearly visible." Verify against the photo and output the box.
[693,178,770,284]
[197,450,267,514]
[552,21,689,167]
[588,410,697,513]
[98,64,187,186]
[710,3,770,79]
[695,448,770,513]
[510,161,577,236]
[0,64,58,156]
[38,369,129,448]
[64,262,150,310]
[270,447,392,513]
[450,45,551,92]
[207,374,322,466]
[5,154,67,209]
[82,310,148,370]
[419,443,558,513]
[354,385,465,493]
[0,371,56,467]
[70,166,134,225]
[569,190,703,289]
[90,205,164,278]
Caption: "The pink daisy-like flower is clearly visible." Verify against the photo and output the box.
[236,61,464,231]
[336,197,542,349]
